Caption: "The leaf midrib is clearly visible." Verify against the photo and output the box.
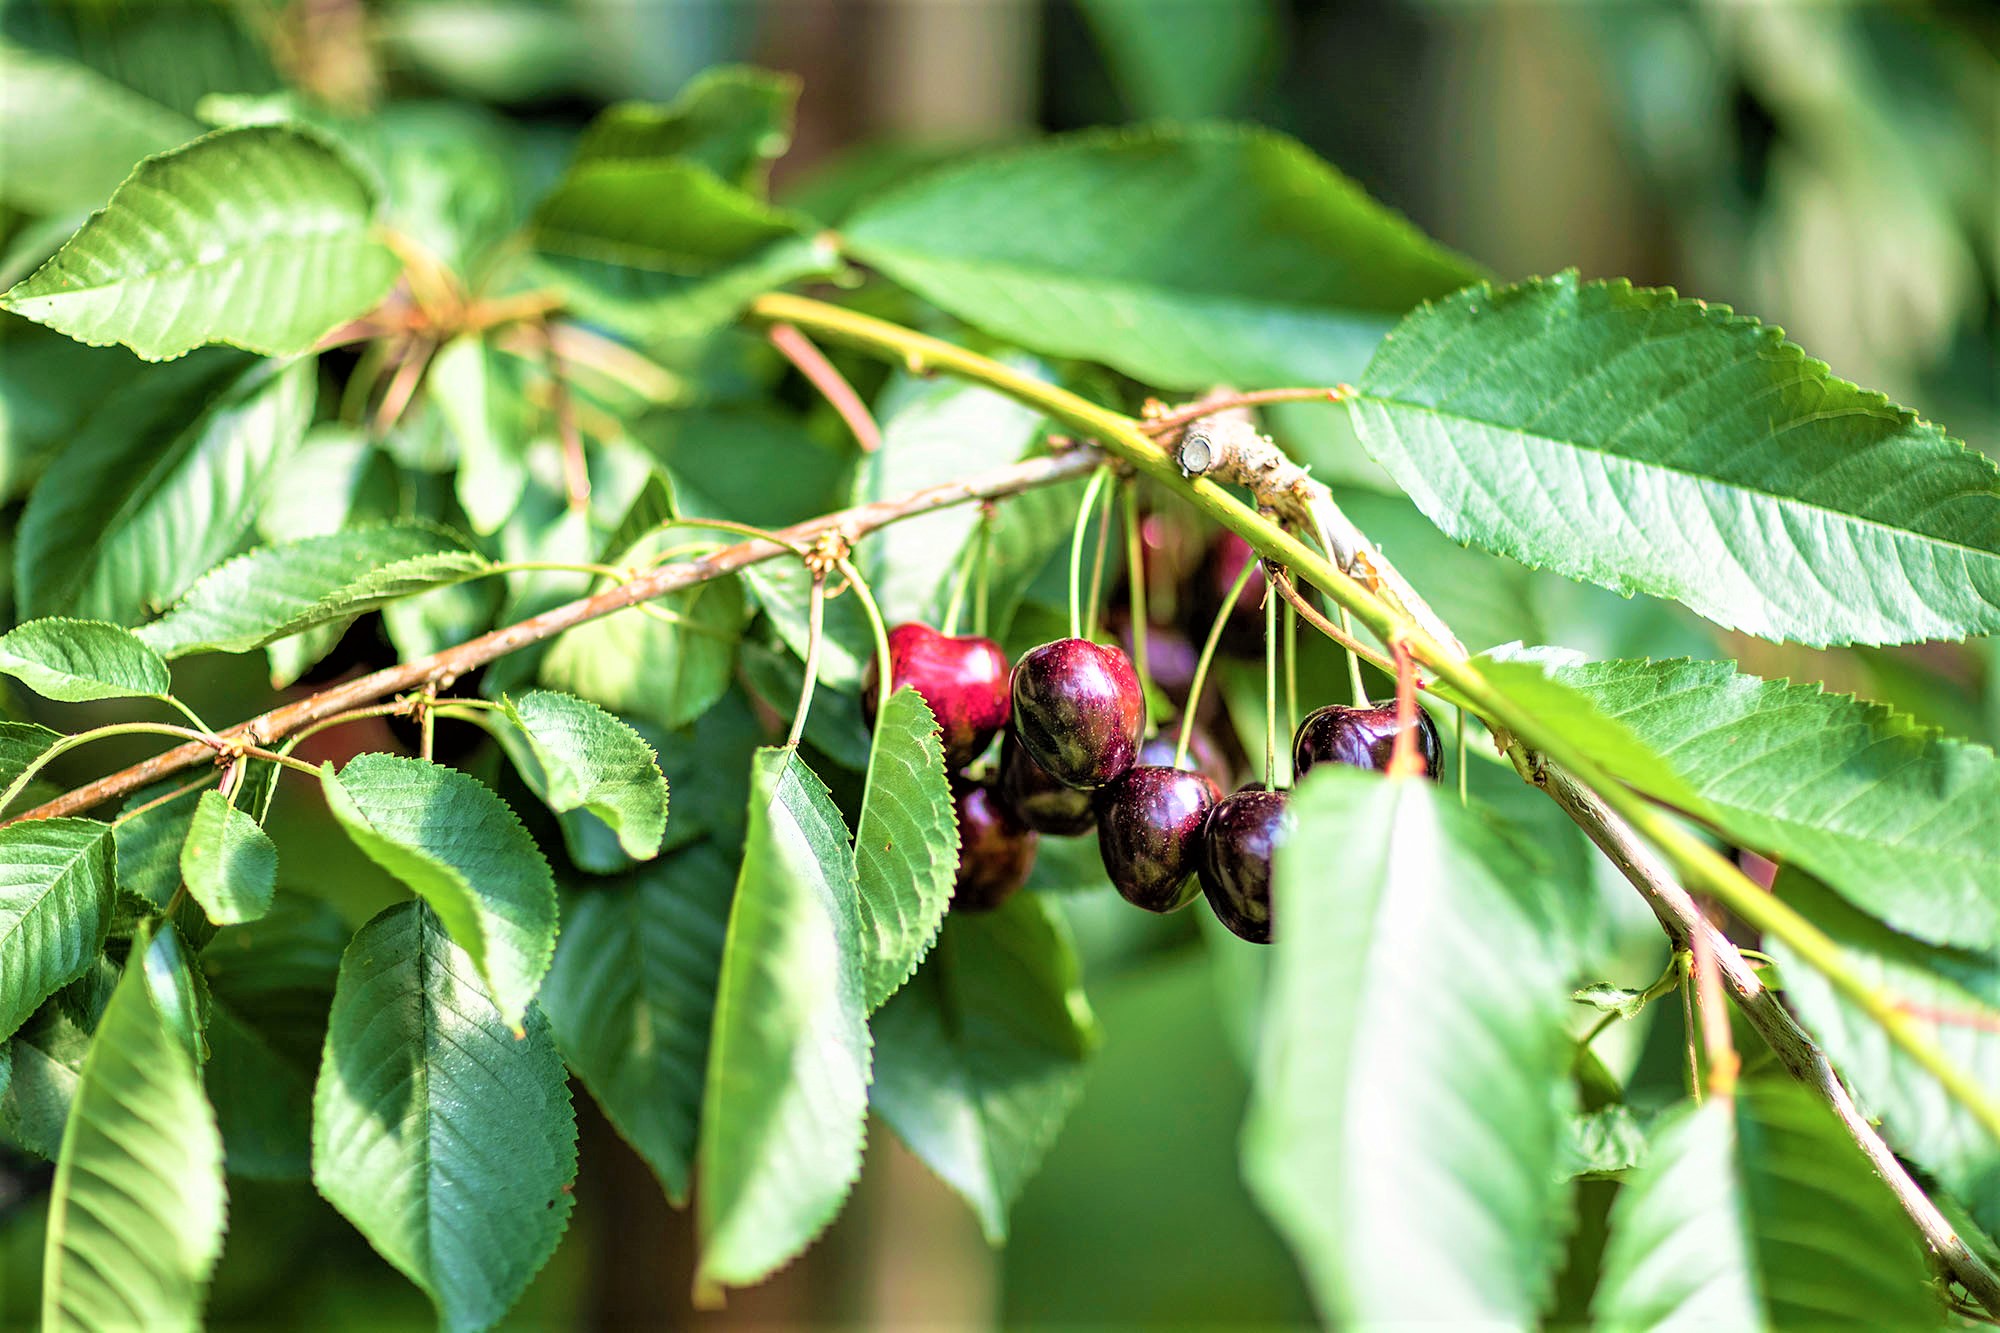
[1358,392,2000,562]
[0,829,105,992]
[18,226,382,306]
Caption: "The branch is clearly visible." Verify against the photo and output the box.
[6,449,1101,824]
[1533,762,2000,1314]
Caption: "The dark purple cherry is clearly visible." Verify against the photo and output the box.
[952,779,1037,912]
[1187,531,1267,656]
[1109,611,1200,706]
[999,731,1096,836]
[1095,766,1221,913]
[864,622,1011,771]
[1199,787,1289,944]
[1292,701,1442,781]
[1009,638,1144,789]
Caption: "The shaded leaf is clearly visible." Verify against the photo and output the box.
[313,902,576,1332]
[179,790,277,925]
[322,754,556,1027]
[1593,1082,1939,1329]
[429,334,532,536]
[575,65,797,193]
[871,894,1098,1242]
[137,522,489,658]
[0,618,168,701]
[1242,767,1576,1324]
[846,124,1481,389]
[206,999,313,1180]
[41,941,226,1332]
[1351,273,2000,647]
[497,690,669,861]
[541,841,734,1204]
[696,747,870,1296]
[0,818,114,1043]
[3,124,401,360]
[1483,654,2000,950]
[1561,1105,1652,1181]
[0,1001,92,1158]
[853,688,958,1010]
[540,572,746,734]
[0,45,198,215]
[17,353,313,623]
[1769,874,2000,1240]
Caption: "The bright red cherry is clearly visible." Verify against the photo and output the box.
[952,779,1037,912]
[1293,702,1442,781]
[864,623,1011,771]
[1095,765,1221,913]
[998,730,1096,836]
[1199,787,1289,944]
[1009,639,1145,789]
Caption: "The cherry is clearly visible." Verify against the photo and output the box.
[952,779,1037,912]
[1187,531,1267,656]
[998,730,1096,836]
[1009,638,1144,789]
[1199,787,1289,944]
[1109,610,1200,706]
[1138,724,1230,790]
[1292,701,1442,781]
[1095,766,1221,913]
[864,622,1011,771]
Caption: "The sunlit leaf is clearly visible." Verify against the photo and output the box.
[0,818,115,1043]
[497,690,669,861]
[0,46,197,216]
[0,618,169,701]
[853,688,958,1010]
[179,790,278,925]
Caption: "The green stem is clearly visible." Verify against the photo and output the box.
[972,512,992,638]
[1123,481,1153,731]
[1084,480,1113,635]
[940,536,977,638]
[749,291,2000,1144]
[1068,466,1112,641]
[788,575,827,749]
[235,745,328,783]
[1339,607,1368,707]
[280,701,415,753]
[1264,574,1279,788]
[838,556,894,726]
[109,773,211,828]
[0,723,216,819]
[153,694,216,736]
[1456,709,1469,807]
[1178,560,1258,772]
[1284,598,1299,758]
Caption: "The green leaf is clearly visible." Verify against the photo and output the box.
[845,125,1481,389]
[1350,273,2000,647]
[540,575,746,733]
[0,618,170,701]
[853,688,959,1011]
[0,45,198,216]
[179,790,277,925]
[1592,1081,1939,1329]
[575,65,798,193]
[1561,1105,1652,1181]
[0,1001,92,1158]
[321,754,557,1028]
[41,942,226,1333]
[3,124,402,360]
[497,690,669,861]
[313,902,576,1333]
[0,818,114,1043]
[1767,875,2000,1240]
[1483,655,2000,950]
[0,722,61,797]
[741,558,873,693]
[851,370,1046,627]
[1242,767,1576,1324]
[871,894,1098,1242]
[541,841,734,1204]
[136,522,490,658]
[428,334,532,536]
[1078,0,1269,120]
[17,353,314,623]
[696,747,870,1296]
[206,998,313,1180]
[531,158,835,339]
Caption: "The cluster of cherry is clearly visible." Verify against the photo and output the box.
[865,538,1441,944]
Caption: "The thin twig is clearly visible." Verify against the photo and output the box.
[1138,386,1350,437]
[7,450,1103,825]
[769,321,882,453]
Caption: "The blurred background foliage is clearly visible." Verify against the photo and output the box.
[0,0,1994,1327]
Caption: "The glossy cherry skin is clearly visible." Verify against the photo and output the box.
[998,731,1096,836]
[1009,638,1145,789]
[1199,787,1289,944]
[1095,766,1221,913]
[952,780,1037,912]
[1292,701,1442,781]
[864,623,1011,771]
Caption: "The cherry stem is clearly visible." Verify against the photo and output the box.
[768,321,882,453]
[1122,482,1153,731]
[1284,599,1299,766]
[1177,558,1259,772]
[971,508,992,638]
[1068,466,1113,640]
[1340,605,1367,707]
[838,555,894,726]
[1387,637,1423,778]
[1264,570,1279,788]
[787,573,828,750]
[1085,477,1114,635]
[940,534,978,637]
